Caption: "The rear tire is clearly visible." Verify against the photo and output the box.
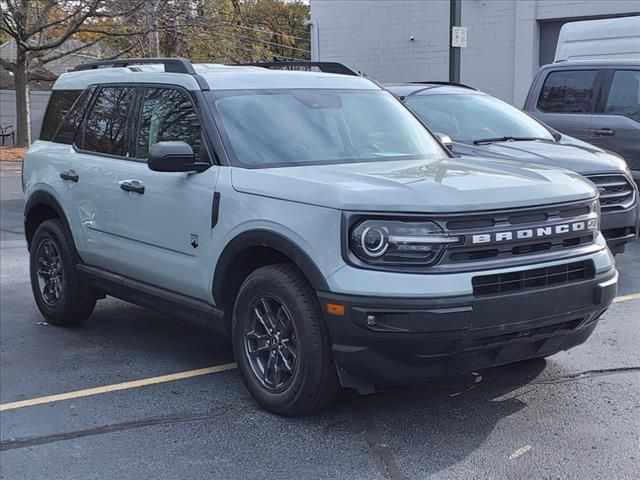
[232,264,338,416]
[29,219,96,326]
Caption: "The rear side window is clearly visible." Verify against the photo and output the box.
[40,90,82,141]
[537,70,597,113]
[136,87,202,161]
[81,86,135,157]
[604,70,640,122]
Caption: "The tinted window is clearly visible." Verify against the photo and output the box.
[82,86,135,156]
[137,88,202,160]
[40,90,82,141]
[604,70,640,122]
[53,88,93,145]
[537,70,597,113]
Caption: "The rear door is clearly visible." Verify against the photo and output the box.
[70,85,138,270]
[532,68,600,140]
[589,68,640,172]
[114,85,218,300]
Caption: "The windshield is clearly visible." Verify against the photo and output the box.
[404,93,554,144]
[208,89,447,168]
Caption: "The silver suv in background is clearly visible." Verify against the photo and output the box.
[524,60,640,188]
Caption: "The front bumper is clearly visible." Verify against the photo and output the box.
[318,267,617,391]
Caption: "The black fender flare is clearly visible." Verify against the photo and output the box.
[24,190,73,249]
[212,229,329,306]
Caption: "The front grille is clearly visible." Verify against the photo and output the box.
[587,174,636,211]
[472,260,595,297]
[440,200,598,266]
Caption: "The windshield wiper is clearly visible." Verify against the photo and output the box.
[473,136,547,145]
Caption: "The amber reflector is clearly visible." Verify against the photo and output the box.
[326,303,345,316]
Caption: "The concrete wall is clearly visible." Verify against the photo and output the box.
[310,0,450,82]
[310,0,640,105]
[0,90,51,146]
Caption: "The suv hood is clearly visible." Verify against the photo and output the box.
[232,157,596,212]
[453,137,628,175]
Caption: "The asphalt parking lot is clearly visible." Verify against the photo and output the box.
[1,161,639,480]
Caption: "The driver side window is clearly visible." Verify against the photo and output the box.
[137,87,203,161]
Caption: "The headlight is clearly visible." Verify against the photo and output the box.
[350,220,461,266]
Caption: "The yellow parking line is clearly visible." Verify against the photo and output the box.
[0,363,236,412]
[613,292,640,303]
[2,290,640,412]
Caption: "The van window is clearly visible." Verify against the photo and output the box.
[537,70,597,113]
[82,86,135,157]
[604,70,640,122]
[136,87,202,161]
[40,90,82,141]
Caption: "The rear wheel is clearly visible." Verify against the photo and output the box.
[29,219,96,325]
[232,264,338,416]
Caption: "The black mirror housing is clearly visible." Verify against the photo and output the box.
[147,141,208,172]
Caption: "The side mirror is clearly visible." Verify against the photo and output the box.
[435,132,453,151]
[147,141,208,172]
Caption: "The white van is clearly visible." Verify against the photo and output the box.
[554,16,640,62]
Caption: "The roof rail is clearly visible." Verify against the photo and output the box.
[411,81,477,90]
[71,57,209,90]
[72,58,196,74]
[235,61,360,77]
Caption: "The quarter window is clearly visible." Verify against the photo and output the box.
[40,90,82,141]
[604,70,640,122]
[82,86,135,156]
[537,70,597,113]
[137,88,202,161]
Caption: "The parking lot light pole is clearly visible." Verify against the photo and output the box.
[449,0,462,83]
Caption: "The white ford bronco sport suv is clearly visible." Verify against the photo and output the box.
[23,59,618,416]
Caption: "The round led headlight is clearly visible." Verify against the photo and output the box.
[350,219,460,266]
[360,226,389,257]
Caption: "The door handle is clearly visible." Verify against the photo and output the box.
[592,128,615,137]
[60,170,79,182]
[119,180,145,194]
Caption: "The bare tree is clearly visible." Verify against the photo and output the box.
[0,0,145,146]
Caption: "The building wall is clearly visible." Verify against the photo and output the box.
[310,0,640,106]
[310,0,450,82]
[0,90,51,146]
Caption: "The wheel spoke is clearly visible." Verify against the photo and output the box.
[275,306,293,335]
[264,351,277,386]
[260,298,277,330]
[278,348,294,373]
[254,306,271,334]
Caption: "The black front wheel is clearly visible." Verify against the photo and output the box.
[232,264,338,416]
[29,219,96,326]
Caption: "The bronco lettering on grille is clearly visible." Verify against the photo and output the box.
[471,220,598,244]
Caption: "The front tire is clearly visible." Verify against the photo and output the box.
[29,219,96,326]
[232,264,338,416]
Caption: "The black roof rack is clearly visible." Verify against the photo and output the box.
[72,58,196,74]
[71,57,209,90]
[235,61,360,77]
[410,81,477,90]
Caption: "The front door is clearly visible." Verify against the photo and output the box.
[114,86,218,301]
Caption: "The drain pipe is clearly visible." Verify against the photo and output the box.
[304,19,320,61]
